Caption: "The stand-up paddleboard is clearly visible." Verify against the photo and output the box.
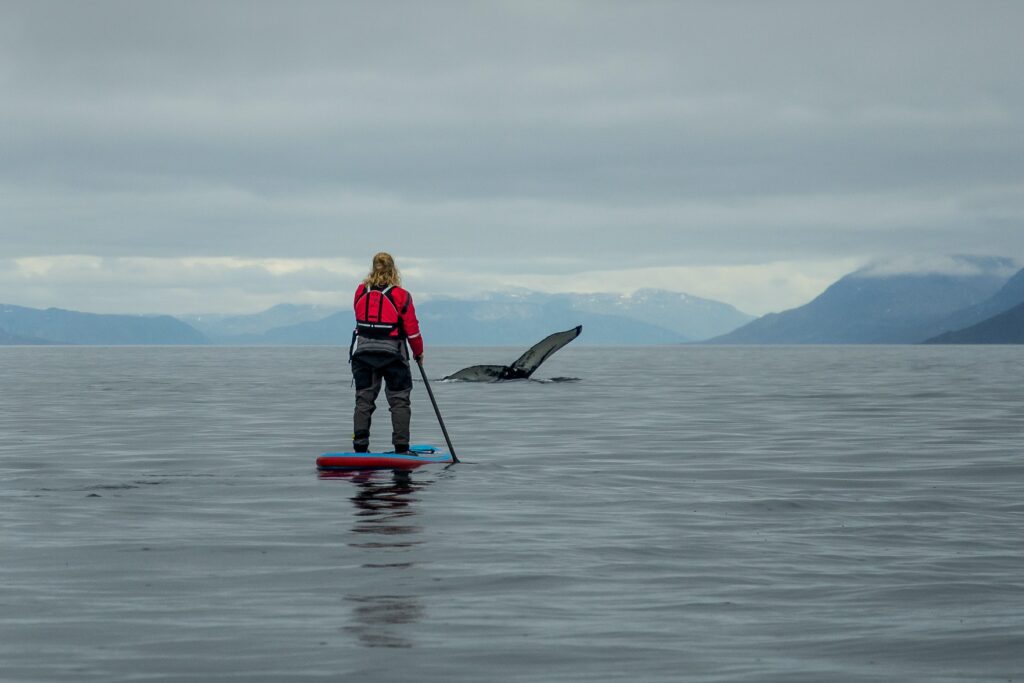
[317,444,452,471]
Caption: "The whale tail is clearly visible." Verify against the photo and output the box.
[508,325,583,378]
[443,326,583,382]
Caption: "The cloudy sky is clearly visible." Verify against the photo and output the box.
[2,1,1022,315]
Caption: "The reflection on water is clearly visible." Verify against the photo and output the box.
[344,596,426,649]
[330,470,429,649]
[348,470,422,549]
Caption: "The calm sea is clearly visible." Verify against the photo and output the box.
[2,346,1023,682]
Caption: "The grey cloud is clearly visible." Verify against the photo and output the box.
[1,0,1023,311]
[3,181,1023,268]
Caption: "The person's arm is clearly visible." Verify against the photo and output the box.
[401,290,424,360]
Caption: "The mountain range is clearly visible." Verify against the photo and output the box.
[920,268,1024,343]
[4,259,1024,346]
[0,304,206,345]
[0,289,753,346]
[181,290,754,346]
[180,304,343,339]
[708,256,1023,344]
[924,301,1024,344]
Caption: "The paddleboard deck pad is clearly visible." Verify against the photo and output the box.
[317,444,452,471]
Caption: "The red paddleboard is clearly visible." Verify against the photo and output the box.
[316,445,452,471]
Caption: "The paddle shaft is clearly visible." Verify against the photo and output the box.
[415,358,459,462]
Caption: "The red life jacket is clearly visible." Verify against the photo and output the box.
[354,284,406,339]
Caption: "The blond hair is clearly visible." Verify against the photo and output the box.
[363,252,402,288]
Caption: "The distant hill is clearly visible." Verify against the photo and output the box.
[261,300,686,346]
[707,256,1015,344]
[924,301,1024,344]
[0,327,56,345]
[916,267,1024,341]
[0,290,753,347]
[181,303,342,340]
[0,304,207,345]
[551,289,753,341]
[235,289,752,346]
[415,297,687,345]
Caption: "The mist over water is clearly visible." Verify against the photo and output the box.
[2,346,1023,681]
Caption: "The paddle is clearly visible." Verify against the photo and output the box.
[415,358,459,463]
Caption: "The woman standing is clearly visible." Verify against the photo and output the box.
[349,252,424,454]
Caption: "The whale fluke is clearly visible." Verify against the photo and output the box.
[443,326,582,381]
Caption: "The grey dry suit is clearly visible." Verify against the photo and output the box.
[351,336,412,451]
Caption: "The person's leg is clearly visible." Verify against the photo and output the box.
[352,358,382,452]
[381,359,413,452]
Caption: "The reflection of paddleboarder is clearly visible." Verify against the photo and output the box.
[342,470,427,649]
[347,470,422,549]
[349,252,424,455]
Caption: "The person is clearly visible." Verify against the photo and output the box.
[349,252,424,454]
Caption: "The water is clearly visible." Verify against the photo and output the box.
[2,346,1023,682]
